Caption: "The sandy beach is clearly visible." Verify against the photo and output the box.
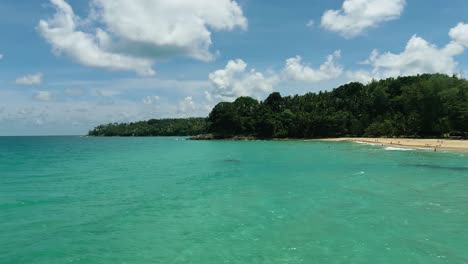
[321,138,468,153]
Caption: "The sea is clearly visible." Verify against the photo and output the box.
[1,136,467,264]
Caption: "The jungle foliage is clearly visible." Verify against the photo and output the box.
[89,74,468,138]
[208,74,468,138]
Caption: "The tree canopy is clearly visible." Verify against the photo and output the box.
[208,74,468,138]
[88,118,207,137]
[89,74,468,138]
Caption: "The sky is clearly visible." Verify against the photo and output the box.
[1,0,468,136]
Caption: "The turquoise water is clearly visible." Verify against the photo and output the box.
[1,137,468,264]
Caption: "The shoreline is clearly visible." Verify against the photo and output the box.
[319,138,468,153]
[189,134,468,153]
[89,134,467,153]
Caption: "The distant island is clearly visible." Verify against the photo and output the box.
[89,74,467,139]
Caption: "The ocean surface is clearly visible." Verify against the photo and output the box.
[1,137,467,264]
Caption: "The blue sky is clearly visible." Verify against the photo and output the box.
[1,0,468,135]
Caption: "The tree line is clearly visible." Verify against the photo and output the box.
[88,118,207,137]
[89,74,467,138]
[208,74,467,138]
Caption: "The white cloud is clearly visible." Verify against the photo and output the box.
[348,24,466,83]
[34,91,53,102]
[0,80,216,135]
[449,22,468,47]
[306,20,315,29]
[95,89,120,97]
[0,54,3,60]
[17,107,35,116]
[15,73,43,85]
[142,95,160,105]
[178,96,197,114]
[370,36,463,76]
[283,50,343,82]
[38,0,155,76]
[358,49,379,65]
[207,53,343,101]
[35,119,45,126]
[176,96,212,116]
[38,0,247,75]
[346,70,376,84]
[208,59,279,101]
[204,91,214,102]
[321,0,406,38]
[93,0,247,61]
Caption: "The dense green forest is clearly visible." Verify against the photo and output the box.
[207,74,467,138]
[89,74,468,138]
[88,118,207,137]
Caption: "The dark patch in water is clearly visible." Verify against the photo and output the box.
[223,159,241,163]
[407,164,468,172]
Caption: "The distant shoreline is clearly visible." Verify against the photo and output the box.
[318,138,468,153]
[188,134,468,153]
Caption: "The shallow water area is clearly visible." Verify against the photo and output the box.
[1,137,467,264]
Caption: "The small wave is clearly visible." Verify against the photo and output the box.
[384,146,415,151]
[352,171,365,175]
[418,147,434,150]
[355,141,380,146]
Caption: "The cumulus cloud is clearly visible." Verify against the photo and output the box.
[38,0,247,75]
[15,73,43,85]
[142,95,160,105]
[449,22,468,47]
[176,96,213,116]
[38,0,155,76]
[283,50,343,82]
[348,24,466,83]
[204,91,214,102]
[321,0,406,38]
[35,119,45,126]
[0,77,219,135]
[178,96,197,114]
[34,91,53,102]
[95,89,120,97]
[370,36,463,75]
[208,59,279,101]
[207,53,344,102]
[346,70,375,84]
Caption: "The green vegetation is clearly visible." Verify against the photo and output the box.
[208,74,468,138]
[88,118,207,137]
[89,74,468,138]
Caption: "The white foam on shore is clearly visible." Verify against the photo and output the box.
[349,140,459,153]
[355,141,380,146]
[384,146,415,151]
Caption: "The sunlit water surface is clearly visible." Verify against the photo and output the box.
[1,137,467,264]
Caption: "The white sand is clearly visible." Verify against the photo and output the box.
[321,138,468,153]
